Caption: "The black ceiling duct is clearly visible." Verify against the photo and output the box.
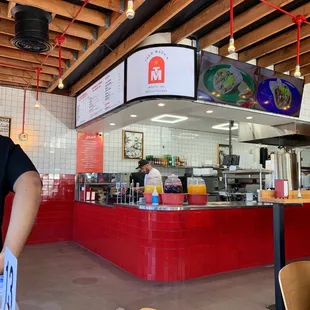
[11,5,52,53]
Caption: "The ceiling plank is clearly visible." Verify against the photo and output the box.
[219,1,310,56]
[0,66,53,82]
[69,0,194,95]
[49,18,95,41]
[11,0,107,27]
[7,1,15,18]
[171,0,244,43]
[0,46,66,68]
[199,0,293,50]
[275,52,310,72]
[46,0,146,93]
[81,0,122,12]
[0,33,74,60]
[258,37,310,68]
[305,75,310,84]
[0,56,59,75]
[239,24,310,62]
[0,74,48,87]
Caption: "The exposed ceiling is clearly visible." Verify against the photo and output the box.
[0,0,309,94]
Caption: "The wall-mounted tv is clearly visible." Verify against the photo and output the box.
[198,51,305,118]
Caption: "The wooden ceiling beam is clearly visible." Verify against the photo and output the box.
[305,75,310,84]
[0,74,48,87]
[258,37,310,68]
[11,0,108,27]
[219,1,310,56]
[172,0,244,43]
[7,1,15,18]
[69,0,194,95]
[0,33,74,60]
[199,0,293,50]
[0,56,59,75]
[0,66,53,82]
[0,46,66,68]
[275,52,310,72]
[239,24,310,62]
[46,0,146,93]
[81,0,122,12]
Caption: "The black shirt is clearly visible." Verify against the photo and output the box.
[0,135,38,248]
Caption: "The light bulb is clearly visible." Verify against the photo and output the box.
[58,78,64,89]
[294,65,301,78]
[126,0,135,19]
[35,101,40,109]
[228,37,236,54]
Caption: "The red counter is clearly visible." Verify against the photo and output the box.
[73,202,310,281]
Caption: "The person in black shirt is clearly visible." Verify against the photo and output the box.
[0,135,41,273]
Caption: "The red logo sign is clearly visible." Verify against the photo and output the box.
[148,56,165,84]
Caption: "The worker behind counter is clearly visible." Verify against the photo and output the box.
[136,160,163,191]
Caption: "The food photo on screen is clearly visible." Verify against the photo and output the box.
[197,52,304,117]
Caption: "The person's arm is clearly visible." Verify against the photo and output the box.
[0,142,41,273]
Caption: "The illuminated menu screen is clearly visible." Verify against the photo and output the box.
[76,62,125,127]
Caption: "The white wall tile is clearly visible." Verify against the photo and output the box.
[0,86,76,174]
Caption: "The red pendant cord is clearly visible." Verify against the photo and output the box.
[56,36,65,79]
[35,67,41,101]
[22,89,26,134]
[230,0,234,38]
[296,19,301,67]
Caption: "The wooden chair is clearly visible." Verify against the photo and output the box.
[279,261,310,310]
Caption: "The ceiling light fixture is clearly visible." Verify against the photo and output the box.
[158,103,165,107]
[151,114,188,124]
[126,0,135,19]
[228,0,236,54]
[206,110,213,114]
[130,114,137,118]
[212,123,239,131]
[246,116,253,120]
[109,123,116,126]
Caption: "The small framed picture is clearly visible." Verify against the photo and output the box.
[122,130,144,160]
[0,117,11,137]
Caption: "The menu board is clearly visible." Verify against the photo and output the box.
[127,46,196,102]
[198,51,305,118]
[76,133,103,173]
[0,117,11,137]
[76,62,125,127]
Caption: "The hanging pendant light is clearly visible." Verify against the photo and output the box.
[56,35,65,89]
[126,0,135,19]
[228,0,236,54]
[293,15,305,78]
[35,67,42,108]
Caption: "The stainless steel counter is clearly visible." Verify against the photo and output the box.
[76,200,272,211]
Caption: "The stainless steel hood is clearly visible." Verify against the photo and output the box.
[238,122,310,147]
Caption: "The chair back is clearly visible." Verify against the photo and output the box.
[279,261,310,310]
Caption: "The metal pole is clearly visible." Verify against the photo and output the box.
[267,203,286,310]
[229,120,234,156]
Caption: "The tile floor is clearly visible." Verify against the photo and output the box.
[17,242,276,310]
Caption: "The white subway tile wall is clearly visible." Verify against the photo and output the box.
[0,86,76,174]
[104,124,272,174]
